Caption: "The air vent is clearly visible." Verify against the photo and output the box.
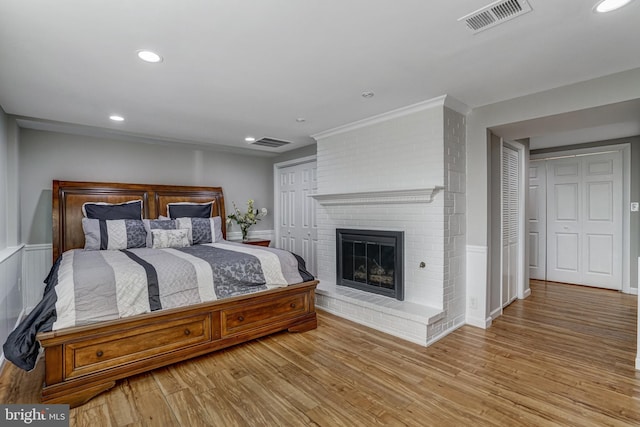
[250,137,292,148]
[458,0,532,33]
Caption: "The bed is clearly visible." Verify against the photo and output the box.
[4,180,318,407]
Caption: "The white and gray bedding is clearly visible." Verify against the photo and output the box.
[3,241,313,371]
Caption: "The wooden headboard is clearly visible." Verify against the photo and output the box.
[52,180,226,260]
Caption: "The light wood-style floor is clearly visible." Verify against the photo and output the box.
[1,280,639,426]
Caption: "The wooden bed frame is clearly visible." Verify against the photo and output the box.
[37,180,318,407]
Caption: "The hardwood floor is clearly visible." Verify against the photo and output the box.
[1,280,639,426]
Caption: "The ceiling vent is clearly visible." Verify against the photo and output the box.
[250,137,292,148]
[458,0,532,33]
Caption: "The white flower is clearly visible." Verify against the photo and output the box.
[227,199,267,232]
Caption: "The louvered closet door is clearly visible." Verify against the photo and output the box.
[546,152,622,289]
[502,145,519,307]
[277,161,318,276]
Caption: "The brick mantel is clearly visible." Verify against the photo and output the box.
[312,186,444,205]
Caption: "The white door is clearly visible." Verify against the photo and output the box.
[528,161,546,280]
[502,145,519,307]
[546,152,622,289]
[276,160,318,276]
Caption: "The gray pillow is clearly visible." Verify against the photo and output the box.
[175,216,224,245]
[82,218,147,250]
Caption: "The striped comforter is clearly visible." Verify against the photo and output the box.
[3,242,313,371]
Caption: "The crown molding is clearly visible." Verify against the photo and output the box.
[312,95,469,141]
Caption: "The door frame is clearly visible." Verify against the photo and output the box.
[500,139,529,314]
[273,155,317,250]
[530,143,631,293]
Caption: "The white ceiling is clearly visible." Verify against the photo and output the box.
[1,0,639,154]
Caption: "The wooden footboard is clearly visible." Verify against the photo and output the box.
[37,281,318,407]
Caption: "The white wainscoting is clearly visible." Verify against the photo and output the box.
[465,245,491,328]
[0,245,24,369]
[22,244,53,312]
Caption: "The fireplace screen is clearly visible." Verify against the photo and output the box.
[336,229,404,300]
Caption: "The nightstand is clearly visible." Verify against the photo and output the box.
[242,239,271,247]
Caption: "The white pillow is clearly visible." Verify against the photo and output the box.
[151,229,191,249]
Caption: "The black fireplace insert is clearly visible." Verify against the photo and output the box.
[336,229,404,300]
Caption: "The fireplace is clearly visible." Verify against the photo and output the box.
[336,229,404,300]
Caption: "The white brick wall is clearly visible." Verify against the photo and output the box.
[317,201,445,308]
[314,101,466,345]
[441,107,467,333]
[317,107,444,195]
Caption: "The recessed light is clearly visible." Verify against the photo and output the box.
[594,0,634,12]
[361,91,375,98]
[296,118,306,123]
[109,115,125,122]
[137,50,163,63]
[245,136,256,142]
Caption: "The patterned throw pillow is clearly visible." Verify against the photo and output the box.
[151,229,190,249]
[143,219,178,247]
[175,216,223,245]
[82,218,147,250]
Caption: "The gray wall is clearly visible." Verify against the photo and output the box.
[19,129,276,244]
[488,132,501,314]
[0,109,7,249]
[0,108,23,361]
[0,109,20,248]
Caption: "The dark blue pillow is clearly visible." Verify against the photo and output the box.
[167,202,213,219]
[83,200,143,220]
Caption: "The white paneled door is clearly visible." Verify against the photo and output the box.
[546,152,622,289]
[528,161,546,280]
[276,160,318,276]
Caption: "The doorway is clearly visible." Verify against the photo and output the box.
[529,146,629,291]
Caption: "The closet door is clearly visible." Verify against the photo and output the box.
[546,152,622,289]
[502,145,519,307]
[276,160,318,276]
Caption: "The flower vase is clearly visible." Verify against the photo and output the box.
[241,226,249,242]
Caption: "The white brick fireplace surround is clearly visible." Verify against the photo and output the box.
[311,95,468,346]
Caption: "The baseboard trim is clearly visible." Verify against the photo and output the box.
[466,315,492,329]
